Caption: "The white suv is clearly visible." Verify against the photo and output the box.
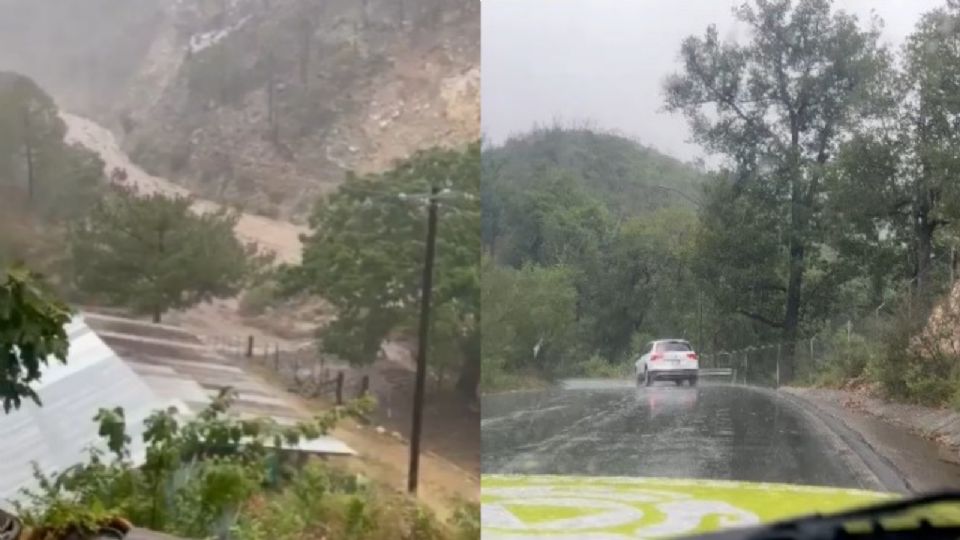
[636,339,699,387]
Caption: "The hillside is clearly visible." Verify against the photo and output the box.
[483,127,705,218]
[0,72,106,277]
[481,128,711,379]
[0,0,479,220]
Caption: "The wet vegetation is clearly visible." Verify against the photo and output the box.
[13,390,477,540]
[283,143,481,401]
[482,0,960,407]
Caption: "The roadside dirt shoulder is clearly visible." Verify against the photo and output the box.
[783,387,960,493]
[243,363,478,520]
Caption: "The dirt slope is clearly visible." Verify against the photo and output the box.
[63,112,306,263]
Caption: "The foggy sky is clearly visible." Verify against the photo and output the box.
[482,0,948,162]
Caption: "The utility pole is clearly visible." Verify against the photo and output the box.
[408,186,439,494]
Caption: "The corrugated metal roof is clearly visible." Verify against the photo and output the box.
[0,312,354,509]
[0,316,189,508]
[81,312,354,456]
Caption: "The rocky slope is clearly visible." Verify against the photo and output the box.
[62,112,306,263]
[118,0,478,220]
[0,0,479,220]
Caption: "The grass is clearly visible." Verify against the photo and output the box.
[232,460,477,540]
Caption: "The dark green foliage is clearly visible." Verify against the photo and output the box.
[14,389,375,538]
[12,390,468,540]
[483,126,703,223]
[285,143,480,397]
[70,186,265,323]
[482,128,711,386]
[0,72,105,220]
[663,0,892,377]
[481,258,578,386]
[0,266,72,412]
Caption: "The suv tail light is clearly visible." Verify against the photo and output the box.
[687,352,698,361]
[650,353,663,361]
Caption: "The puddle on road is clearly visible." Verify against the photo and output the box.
[831,405,960,492]
[561,378,635,390]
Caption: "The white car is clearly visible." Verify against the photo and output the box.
[635,339,699,387]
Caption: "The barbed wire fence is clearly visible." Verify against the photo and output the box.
[205,334,373,405]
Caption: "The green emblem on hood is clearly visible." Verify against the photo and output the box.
[482,475,894,539]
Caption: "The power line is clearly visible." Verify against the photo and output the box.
[332,185,478,209]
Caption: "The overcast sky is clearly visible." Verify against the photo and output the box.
[481,0,947,163]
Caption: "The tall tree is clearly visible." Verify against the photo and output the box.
[824,2,960,304]
[664,0,890,376]
[70,187,259,323]
[899,2,960,294]
[285,143,481,400]
[0,72,88,213]
[0,266,72,412]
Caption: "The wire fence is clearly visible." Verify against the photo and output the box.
[207,334,371,405]
[699,333,851,387]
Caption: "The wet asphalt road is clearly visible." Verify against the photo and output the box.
[482,381,870,489]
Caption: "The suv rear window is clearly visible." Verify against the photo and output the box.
[656,341,691,352]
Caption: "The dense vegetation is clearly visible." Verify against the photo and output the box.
[0,72,105,278]
[13,389,477,540]
[0,267,72,412]
[482,128,709,387]
[69,187,269,323]
[482,0,960,407]
[284,143,481,400]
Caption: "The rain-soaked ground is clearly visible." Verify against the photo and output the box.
[482,380,875,489]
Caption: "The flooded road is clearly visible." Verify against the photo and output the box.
[482,381,881,490]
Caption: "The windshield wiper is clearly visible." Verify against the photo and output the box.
[683,491,960,540]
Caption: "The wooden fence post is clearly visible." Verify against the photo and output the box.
[274,345,280,370]
[246,335,254,358]
[336,371,345,405]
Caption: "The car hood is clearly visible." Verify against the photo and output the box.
[482,474,895,539]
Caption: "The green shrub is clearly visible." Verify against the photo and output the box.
[866,310,919,400]
[576,354,628,378]
[864,299,960,406]
[903,358,955,406]
[233,460,457,540]
[814,329,876,387]
[16,389,374,539]
[450,501,480,540]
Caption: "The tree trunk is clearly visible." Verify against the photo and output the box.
[915,205,935,296]
[298,17,312,87]
[455,331,479,402]
[781,152,807,382]
[22,108,34,204]
[456,355,479,402]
